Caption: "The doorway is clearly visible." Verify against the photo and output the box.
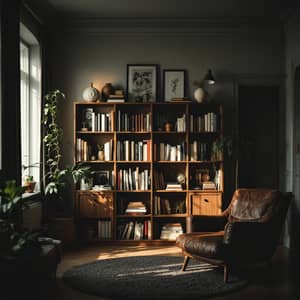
[237,85,279,189]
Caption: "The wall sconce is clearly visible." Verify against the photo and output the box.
[203,69,215,85]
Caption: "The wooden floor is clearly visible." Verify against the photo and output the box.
[6,244,300,300]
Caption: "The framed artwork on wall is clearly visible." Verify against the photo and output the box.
[163,69,186,101]
[127,64,159,102]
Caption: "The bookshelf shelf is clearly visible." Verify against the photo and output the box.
[153,214,187,218]
[117,214,152,218]
[74,101,224,243]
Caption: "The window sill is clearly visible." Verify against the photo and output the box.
[23,191,42,202]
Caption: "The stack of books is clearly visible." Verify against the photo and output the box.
[125,201,147,215]
[202,181,217,190]
[107,90,125,102]
[92,185,112,191]
[160,223,183,241]
[165,182,182,191]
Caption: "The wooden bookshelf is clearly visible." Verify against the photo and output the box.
[74,101,224,243]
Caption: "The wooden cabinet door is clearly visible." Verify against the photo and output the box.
[191,193,222,215]
[78,192,113,218]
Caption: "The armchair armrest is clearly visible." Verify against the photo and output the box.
[186,215,228,233]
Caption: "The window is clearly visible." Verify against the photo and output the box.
[20,24,41,192]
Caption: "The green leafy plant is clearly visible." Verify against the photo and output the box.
[43,90,92,211]
[97,144,104,151]
[24,175,34,183]
[211,136,233,161]
[0,180,26,220]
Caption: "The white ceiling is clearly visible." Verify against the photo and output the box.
[25,0,295,20]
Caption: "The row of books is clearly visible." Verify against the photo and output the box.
[158,142,186,161]
[117,167,150,191]
[76,139,113,161]
[97,220,112,239]
[117,140,151,161]
[153,196,186,215]
[190,112,218,133]
[175,114,186,132]
[117,111,152,132]
[117,220,152,240]
[82,108,113,132]
[190,141,210,161]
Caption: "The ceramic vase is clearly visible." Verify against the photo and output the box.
[101,83,115,101]
[194,87,205,103]
[82,82,99,102]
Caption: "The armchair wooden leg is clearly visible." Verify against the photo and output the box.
[224,265,229,283]
[181,256,190,271]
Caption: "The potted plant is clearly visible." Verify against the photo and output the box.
[211,136,232,161]
[0,180,26,254]
[43,90,92,245]
[23,175,36,193]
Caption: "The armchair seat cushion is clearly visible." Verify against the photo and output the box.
[176,231,226,261]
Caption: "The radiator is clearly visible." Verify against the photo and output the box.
[22,200,42,230]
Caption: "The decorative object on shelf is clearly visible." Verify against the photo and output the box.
[97,144,104,161]
[194,87,206,103]
[193,69,215,103]
[101,83,115,101]
[164,121,172,132]
[82,82,100,102]
[163,69,186,102]
[127,64,158,102]
[177,173,185,185]
[80,177,93,190]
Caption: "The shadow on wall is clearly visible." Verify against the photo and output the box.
[289,65,300,257]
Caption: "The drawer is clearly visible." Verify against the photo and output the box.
[191,193,222,215]
[77,191,113,218]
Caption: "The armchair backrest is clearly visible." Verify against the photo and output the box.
[224,188,291,224]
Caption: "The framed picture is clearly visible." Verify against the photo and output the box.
[163,69,186,101]
[94,170,110,186]
[127,64,159,102]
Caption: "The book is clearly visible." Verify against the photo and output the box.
[107,98,125,103]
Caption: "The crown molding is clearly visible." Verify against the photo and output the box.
[49,17,283,36]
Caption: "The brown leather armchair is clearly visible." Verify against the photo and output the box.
[176,188,292,282]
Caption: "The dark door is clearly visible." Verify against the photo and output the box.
[237,85,279,189]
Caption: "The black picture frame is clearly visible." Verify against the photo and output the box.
[94,170,110,186]
[127,64,159,102]
[163,69,186,102]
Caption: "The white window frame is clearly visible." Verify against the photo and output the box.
[20,24,41,193]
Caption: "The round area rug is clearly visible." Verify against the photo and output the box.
[62,255,248,300]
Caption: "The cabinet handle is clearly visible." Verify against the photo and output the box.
[204,198,209,202]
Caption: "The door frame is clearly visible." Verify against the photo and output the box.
[233,73,285,190]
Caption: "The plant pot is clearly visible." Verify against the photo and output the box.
[24,181,36,193]
[98,150,105,161]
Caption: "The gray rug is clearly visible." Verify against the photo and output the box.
[62,255,248,299]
